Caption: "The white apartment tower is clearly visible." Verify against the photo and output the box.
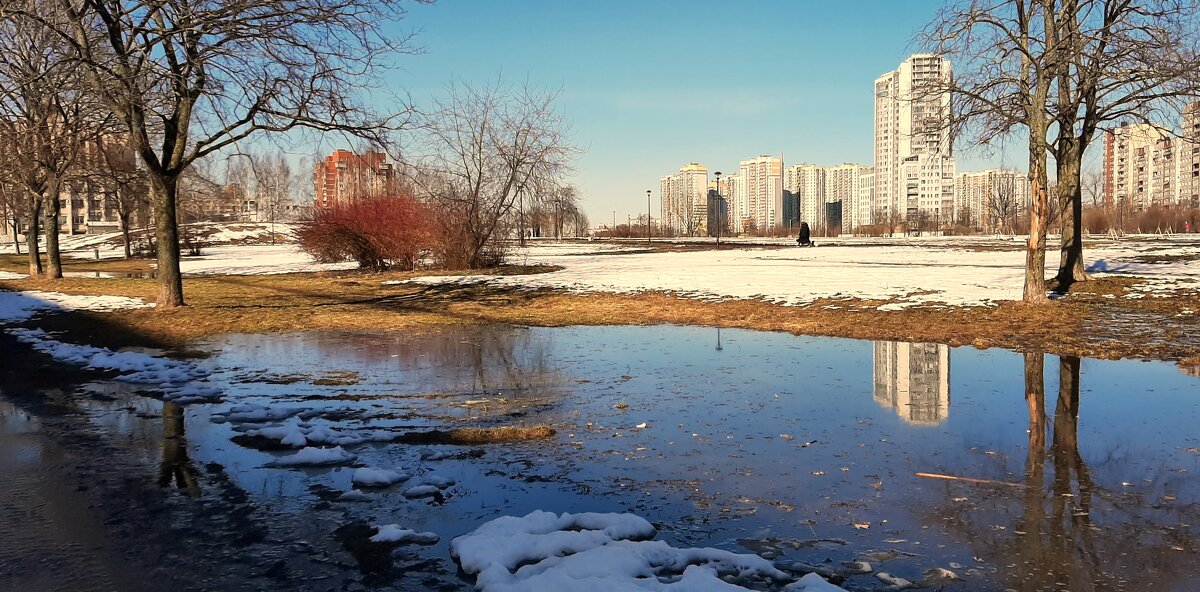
[825,163,874,233]
[738,155,783,232]
[660,163,709,236]
[874,54,956,228]
[784,163,825,230]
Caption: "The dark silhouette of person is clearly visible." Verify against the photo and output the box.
[797,222,813,247]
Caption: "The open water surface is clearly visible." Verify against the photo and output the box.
[2,325,1199,591]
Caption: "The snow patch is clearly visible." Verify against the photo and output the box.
[451,510,789,592]
[369,525,439,545]
[0,290,152,323]
[352,467,409,487]
[264,446,356,467]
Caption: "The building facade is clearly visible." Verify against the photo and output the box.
[314,149,396,209]
[1104,104,1200,213]
[784,163,824,231]
[737,155,783,232]
[660,163,709,236]
[874,54,955,229]
[955,168,1030,231]
[825,163,874,233]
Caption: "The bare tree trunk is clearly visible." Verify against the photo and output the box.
[151,176,184,308]
[11,216,20,255]
[24,195,41,276]
[120,210,132,259]
[43,185,63,279]
[1024,162,1050,302]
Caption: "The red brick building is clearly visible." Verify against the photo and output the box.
[314,149,396,209]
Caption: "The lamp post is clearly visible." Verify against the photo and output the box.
[714,171,722,248]
[646,189,652,243]
[612,210,616,238]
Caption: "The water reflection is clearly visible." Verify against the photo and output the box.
[158,402,200,497]
[873,341,950,424]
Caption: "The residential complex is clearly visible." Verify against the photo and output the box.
[781,163,875,233]
[314,149,396,209]
[873,341,950,425]
[736,155,783,233]
[874,54,956,228]
[660,163,710,235]
[955,169,1031,231]
[783,163,824,230]
[1104,103,1200,212]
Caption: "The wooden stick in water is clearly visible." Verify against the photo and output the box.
[915,472,1028,488]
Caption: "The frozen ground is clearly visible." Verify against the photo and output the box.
[415,234,1200,309]
[5,227,1199,306]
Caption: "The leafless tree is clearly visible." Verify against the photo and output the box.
[0,180,22,253]
[24,0,418,307]
[1049,1,1200,286]
[1081,168,1105,209]
[412,81,578,268]
[242,151,294,243]
[922,0,1064,303]
[0,3,108,278]
[988,172,1022,234]
[92,134,148,258]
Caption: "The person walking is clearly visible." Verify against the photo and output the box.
[797,222,813,247]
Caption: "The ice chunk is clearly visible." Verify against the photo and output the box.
[265,446,356,467]
[352,467,408,487]
[783,573,849,592]
[402,485,441,498]
[421,475,455,489]
[369,525,439,545]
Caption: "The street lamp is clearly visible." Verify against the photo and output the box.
[646,189,652,243]
[714,171,722,248]
[612,210,616,238]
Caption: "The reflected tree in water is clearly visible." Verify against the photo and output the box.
[932,354,1199,590]
[158,403,200,497]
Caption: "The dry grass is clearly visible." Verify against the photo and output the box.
[2,266,1198,365]
[0,253,155,275]
[395,425,557,445]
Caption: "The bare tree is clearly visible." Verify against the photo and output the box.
[1050,1,1200,286]
[988,172,1022,234]
[1081,168,1105,209]
[93,134,148,258]
[413,81,578,268]
[0,3,108,278]
[0,179,22,254]
[29,0,418,307]
[922,0,1064,303]
[244,151,294,244]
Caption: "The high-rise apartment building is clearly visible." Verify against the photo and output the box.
[873,341,950,425]
[738,155,783,232]
[955,169,1031,231]
[314,149,396,209]
[1104,103,1200,212]
[874,54,955,227]
[824,163,874,233]
[660,163,709,236]
[784,163,824,230]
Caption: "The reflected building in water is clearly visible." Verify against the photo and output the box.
[873,341,950,424]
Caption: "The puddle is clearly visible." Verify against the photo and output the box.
[4,325,1200,591]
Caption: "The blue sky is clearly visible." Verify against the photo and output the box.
[392,0,1025,225]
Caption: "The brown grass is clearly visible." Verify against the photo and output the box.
[0,253,155,275]
[2,265,1198,364]
[395,425,557,445]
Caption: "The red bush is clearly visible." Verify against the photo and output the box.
[297,195,434,271]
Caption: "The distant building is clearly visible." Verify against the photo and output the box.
[874,54,955,229]
[825,163,874,233]
[1104,103,1200,213]
[873,341,950,425]
[660,163,709,236]
[955,169,1030,231]
[314,149,396,209]
[738,155,783,232]
[784,163,824,231]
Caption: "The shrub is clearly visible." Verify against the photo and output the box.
[297,195,434,271]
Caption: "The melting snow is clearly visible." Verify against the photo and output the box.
[352,467,409,487]
[264,446,356,467]
[451,510,797,591]
[369,525,440,545]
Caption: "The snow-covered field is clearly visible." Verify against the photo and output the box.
[5,225,1199,307]
[418,235,1200,309]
